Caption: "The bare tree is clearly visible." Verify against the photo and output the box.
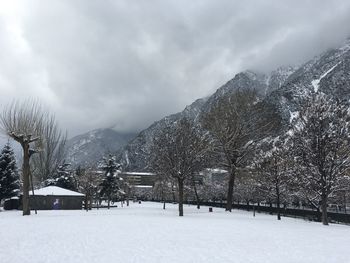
[252,137,291,220]
[0,100,45,215]
[289,94,350,225]
[152,173,174,209]
[31,115,67,183]
[150,118,209,216]
[201,89,280,211]
[76,166,100,211]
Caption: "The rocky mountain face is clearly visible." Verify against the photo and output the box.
[68,39,350,170]
[269,39,350,121]
[66,128,136,167]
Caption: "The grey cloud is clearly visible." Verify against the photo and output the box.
[0,0,350,137]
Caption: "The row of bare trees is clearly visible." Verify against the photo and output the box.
[149,89,280,216]
[149,90,350,224]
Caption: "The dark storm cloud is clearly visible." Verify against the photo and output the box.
[0,0,350,137]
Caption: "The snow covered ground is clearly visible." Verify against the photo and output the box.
[1,202,349,263]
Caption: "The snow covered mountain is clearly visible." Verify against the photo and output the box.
[116,39,350,171]
[115,64,297,171]
[66,128,136,167]
[68,39,350,170]
[269,39,350,122]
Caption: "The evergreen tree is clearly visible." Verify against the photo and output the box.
[44,162,77,191]
[99,155,121,209]
[0,143,20,204]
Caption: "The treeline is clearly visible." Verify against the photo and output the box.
[149,90,350,225]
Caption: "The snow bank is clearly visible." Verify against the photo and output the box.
[0,202,349,263]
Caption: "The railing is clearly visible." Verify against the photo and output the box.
[180,201,350,224]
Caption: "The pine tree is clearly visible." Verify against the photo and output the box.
[0,143,20,204]
[99,155,121,209]
[54,163,77,190]
[44,163,77,191]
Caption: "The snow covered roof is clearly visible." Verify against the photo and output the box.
[29,186,85,197]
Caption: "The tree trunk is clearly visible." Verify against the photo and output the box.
[321,193,329,225]
[276,184,281,220]
[276,199,281,220]
[178,178,184,216]
[22,144,31,216]
[226,167,235,212]
[126,187,130,206]
[172,184,176,203]
[85,195,89,211]
[89,195,92,210]
[193,182,200,209]
[29,170,37,214]
[163,201,166,210]
[107,197,110,209]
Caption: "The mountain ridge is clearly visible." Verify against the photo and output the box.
[67,39,350,170]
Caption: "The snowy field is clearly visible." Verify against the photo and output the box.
[1,202,350,263]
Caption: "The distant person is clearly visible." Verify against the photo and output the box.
[53,199,60,210]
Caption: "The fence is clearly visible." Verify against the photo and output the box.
[181,201,350,224]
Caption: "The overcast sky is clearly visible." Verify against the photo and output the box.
[0,0,350,138]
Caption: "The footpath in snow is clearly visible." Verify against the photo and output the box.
[0,202,349,263]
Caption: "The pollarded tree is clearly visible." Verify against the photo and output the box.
[201,89,280,211]
[150,118,209,216]
[289,93,350,225]
[98,155,121,209]
[0,143,20,205]
[0,100,46,215]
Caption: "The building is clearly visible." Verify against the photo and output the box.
[27,186,85,210]
[119,172,156,186]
